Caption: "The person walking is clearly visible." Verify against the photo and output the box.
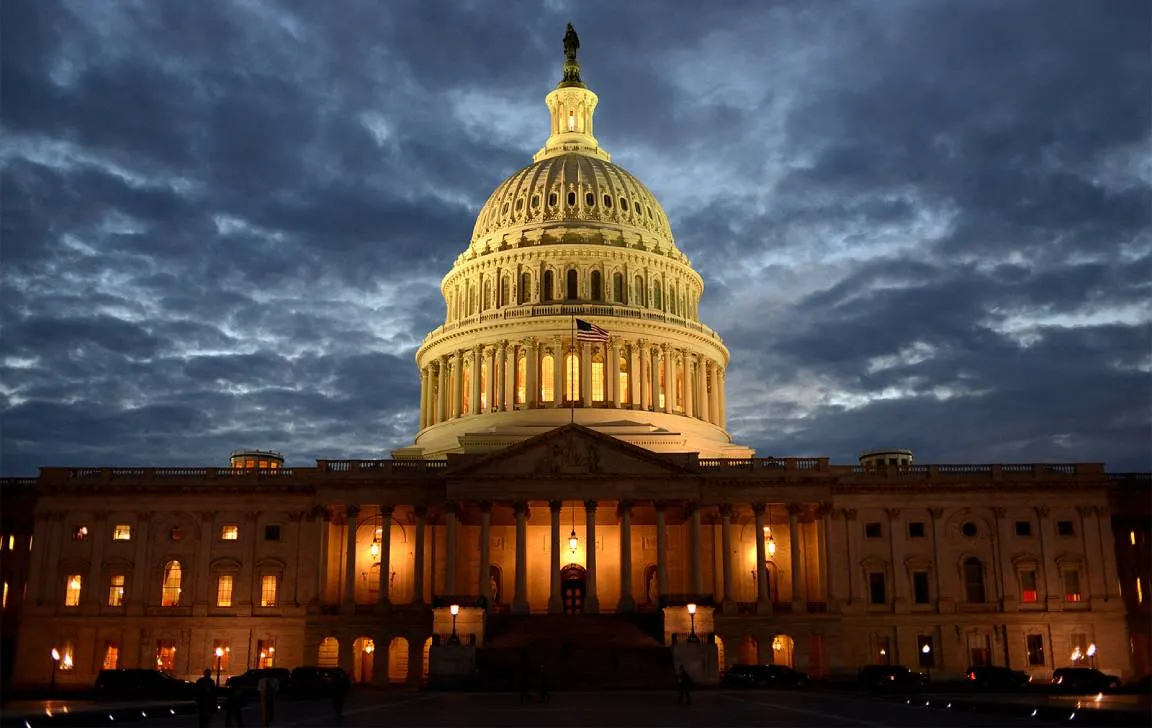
[256,674,279,727]
[677,665,693,706]
[194,669,217,727]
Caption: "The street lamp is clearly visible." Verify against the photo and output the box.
[214,647,224,687]
[1086,643,1097,668]
[921,643,932,681]
[686,603,699,643]
[448,604,461,645]
[50,648,60,693]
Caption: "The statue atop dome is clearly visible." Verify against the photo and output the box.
[560,23,584,87]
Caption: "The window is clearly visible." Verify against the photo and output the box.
[864,522,882,539]
[1014,521,1032,537]
[1063,569,1082,602]
[264,525,281,541]
[220,525,239,541]
[590,270,602,300]
[875,636,892,665]
[540,354,555,402]
[515,354,526,404]
[908,522,926,538]
[1130,530,1136,546]
[519,272,531,304]
[318,637,339,668]
[64,574,82,607]
[161,561,182,606]
[217,575,234,607]
[618,355,630,405]
[548,192,557,207]
[585,191,594,206]
[912,571,931,604]
[479,359,489,410]
[591,355,605,402]
[260,575,279,607]
[213,640,231,672]
[566,269,578,300]
[169,526,183,541]
[620,197,628,211]
[613,273,624,302]
[566,191,576,207]
[916,636,935,668]
[6,535,12,550]
[108,574,125,607]
[156,640,177,673]
[543,270,554,301]
[960,522,978,537]
[564,351,579,402]
[868,572,886,605]
[1025,634,1045,667]
[57,642,75,671]
[964,558,986,603]
[1137,577,1144,605]
[1056,520,1075,537]
[102,641,120,670]
[72,525,89,541]
[634,275,645,306]
[257,639,275,669]
[1020,570,1038,603]
[461,361,471,413]
[602,194,612,208]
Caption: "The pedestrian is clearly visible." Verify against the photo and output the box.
[331,672,350,717]
[677,665,692,706]
[224,686,246,727]
[537,664,550,703]
[194,668,217,727]
[256,674,279,727]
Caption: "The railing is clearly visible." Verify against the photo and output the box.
[422,304,723,344]
[316,460,448,474]
[62,467,296,479]
[696,458,826,472]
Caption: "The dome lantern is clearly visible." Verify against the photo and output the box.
[534,23,610,163]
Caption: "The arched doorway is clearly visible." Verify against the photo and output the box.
[387,637,409,684]
[317,637,339,668]
[561,563,587,614]
[737,635,759,665]
[352,637,374,684]
[771,635,795,667]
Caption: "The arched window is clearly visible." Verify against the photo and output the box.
[566,269,578,300]
[590,270,602,301]
[964,557,986,603]
[479,359,489,411]
[499,276,509,308]
[161,560,182,607]
[543,271,554,302]
[519,272,531,304]
[669,285,678,316]
[618,355,630,404]
[482,280,492,311]
[467,283,476,316]
[613,273,624,303]
[591,349,605,402]
[634,275,645,306]
[653,285,663,310]
[515,353,526,405]
[540,354,555,403]
[564,350,580,402]
[461,361,471,414]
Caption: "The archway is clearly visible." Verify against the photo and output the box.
[771,635,795,667]
[561,563,587,614]
[387,637,409,684]
[352,637,374,684]
[317,637,339,668]
[737,635,759,665]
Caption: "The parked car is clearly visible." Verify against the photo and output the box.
[94,669,195,701]
[225,667,292,696]
[857,665,929,692]
[1052,667,1122,693]
[289,666,352,698]
[966,665,1032,691]
[720,664,811,689]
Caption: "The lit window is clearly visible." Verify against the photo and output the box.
[1130,530,1137,546]
[461,362,471,413]
[65,574,82,607]
[515,355,526,404]
[1063,570,1082,602]
[257,639,275,669]
[260,575,278,607]
[657,364,665,408]
[112,524,132,541]
[212,640,231,672]
[567,110,575,131]
[108,574,125,607]
[216,575,234,607]
[1137,577,1144,605]
[540,354,555,403]
[72,525,89,541]
[591,358,605,402]
[564,352,579,402]
[1020,570,1038,603]
[161,561,182,607]
[480,359,489,411]
[7,535,14,550]
[58,642,75,671]
[2,581,7,609]
[220,525,239,541]
[618,356,630,404]
[156,640,176,673]
[103,641,119,670]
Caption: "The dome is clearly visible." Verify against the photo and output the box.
[469,154,675,252]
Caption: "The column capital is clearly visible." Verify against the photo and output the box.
[378,505,395,517]
[992,507,1007,519]
[654,500,668,513]
[548,500,563,513]
[637,337,648,347]
[884,507,900,520]
[616,501,634,519]
[608,336,621,350]
[843,508,858,521]
[413,505,428,518]
[786,503,804,517]
[718,503,734,519]
[584,500,598,511]
[513,500,530,516]
[751,502,766,515]
[444,501,461,517]
[477,501,493,514]
[345,504,361,519]
[522,336,537,348]
[497,339,509,353]
[928,507,944,520]
[1074,505,1094,518]
[685,500,700,516]
[1034,505,1050,518]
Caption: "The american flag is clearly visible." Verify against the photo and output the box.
[575,318,609,343]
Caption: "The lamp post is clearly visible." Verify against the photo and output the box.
[214,647,224,688]
[50,648,60,694]
[921,643,932,681]
[1086,643,1097,669]
[448,604,461,645]
[686,603,699,643]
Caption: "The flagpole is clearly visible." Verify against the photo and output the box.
[570,314,576,424]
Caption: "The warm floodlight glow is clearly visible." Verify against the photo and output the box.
[215,647,224,658]
[767,535,777,558]
[569,528,578,553]
[450,604,459,616]
[1086,643,1096,657]
[687,603,697,615]
[369,540,380,559]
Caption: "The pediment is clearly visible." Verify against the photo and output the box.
[445,424,696,479]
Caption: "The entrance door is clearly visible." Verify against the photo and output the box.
[561,563,586,614]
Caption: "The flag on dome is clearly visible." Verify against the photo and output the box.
[575,318,609,343]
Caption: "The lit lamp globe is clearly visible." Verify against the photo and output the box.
[686,603,699,643]
[448,604,461,645]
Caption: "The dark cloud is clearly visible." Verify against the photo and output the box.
[1,0,1148,474]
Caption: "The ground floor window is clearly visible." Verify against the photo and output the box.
[102,641,119,670]
[1026,634,1046,667]
[156,640,176,673]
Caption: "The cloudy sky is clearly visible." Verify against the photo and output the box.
[2,0,1149,475]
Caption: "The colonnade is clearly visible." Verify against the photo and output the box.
[418,338,726,430]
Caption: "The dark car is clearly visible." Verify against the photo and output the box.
[720,664,811,689]
[94,669,195,701]
[1052,667,1122,693]
[289,666,352,698]
[857,665,929,692]
[966,665,1032,691]
[225,667,292,697]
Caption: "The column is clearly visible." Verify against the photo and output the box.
[451,354,463,418]
[485,345,497,412]
[526,337,539,408]
[376,506,393,606]
[584,500,600,613]
[720,505,734,609]
[661,344,674,414]
[444,503,458,594]
[418,367,428,429]
[513,502,529,613]
[992,507,1010,608]
[753,504,770,607]
[688,502,703,594]
[886,508,905,612]
[469,346,482,415]
[343,505,360,610]
[412,507,426,604]
[500,341,513,412]
[552,337,564,406]
[655,502,668,602]
[580,341,592,407]
[315,510,331,605]
[638,340,650,409]
[548,501,563,613]
[607,339,619,406]
[650,346,662,411]
[707,363,719,425]
[617,502,635,612]
[717,369,727,427]
[85,513,109,609]
[438,356,449,423]
[477,502,491,601]
[1094,505,1122,601]
[697,360,710,423]
[682,351,694,417]
[630,340,643,409]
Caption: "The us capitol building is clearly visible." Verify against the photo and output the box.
[3,28,1146,691]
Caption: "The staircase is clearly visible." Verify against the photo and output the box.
[475,613,675,690]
